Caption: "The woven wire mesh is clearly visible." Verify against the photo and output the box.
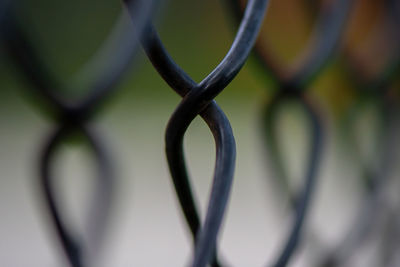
[0,0,399,266]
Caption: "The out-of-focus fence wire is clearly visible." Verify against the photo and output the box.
[1,0,156,266]
[0,0,399,266]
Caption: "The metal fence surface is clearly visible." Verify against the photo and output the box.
[0,0,399,266]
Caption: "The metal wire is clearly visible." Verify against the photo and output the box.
[2,0,156,266]
[225,0,354,266]
[125,1,270,266]
[0,0,399,266]
[311,1,400,265]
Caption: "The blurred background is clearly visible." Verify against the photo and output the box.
[0,0,399,266]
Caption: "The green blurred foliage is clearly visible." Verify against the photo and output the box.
[0,0,398,123]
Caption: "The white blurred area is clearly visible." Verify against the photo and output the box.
[1,68,399,267]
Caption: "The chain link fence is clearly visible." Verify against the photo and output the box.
[0,0,399,266]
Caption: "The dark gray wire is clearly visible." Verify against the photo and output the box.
[40,124,113,267]
[291,0,353,87]
[312,1,400,265]
[124,1,269,266]
[224,0,351,266]
[266,93,323,267]
[2,0,154,119]
[314,102,398,267]
[138,24,231,267]
[226,0,353,90]
[2,0,156,266]
[164,2,269,265]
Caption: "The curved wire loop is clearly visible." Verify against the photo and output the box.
[263,91,324,267]
[2,0,154,118]
[40,124,113,267]
[137,26,234,267]
[1,0,397,266]
[124,1,269,266]
[314,101,398,267]
[225,0,353,266]
[228,0,353,89]
[1,0,155,266]
[262,93,323,208]
[311,1,400,266]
